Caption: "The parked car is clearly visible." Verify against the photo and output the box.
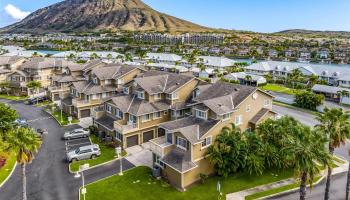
[14,118,28,127]
[26,96,47,105]
[66,144,101,162]
[63,128,90,140]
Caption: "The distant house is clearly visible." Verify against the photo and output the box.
[197,56,236,69]
[334,49,348,63]
[312,84,350,104]
[284,49,293,57]
[208,47,221,54]
[224,72,267,86]
[299,49,311,62]
[318,49,329,59]
[268,49,278,58]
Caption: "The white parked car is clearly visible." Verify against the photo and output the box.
[66,144,101,163]
[63,128,90,140]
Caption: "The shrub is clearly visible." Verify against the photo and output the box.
[294,91,324,110]
[199,173,208,184]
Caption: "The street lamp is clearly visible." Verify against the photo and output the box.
[76,163,90,200]
[115,147,123,176]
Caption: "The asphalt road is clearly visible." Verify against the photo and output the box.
[0,99,134,200]
[272,104,350,200]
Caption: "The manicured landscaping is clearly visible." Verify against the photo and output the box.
[0,94,28,101]
[0,153,17,185]
[259,84,299,95]
[52,110,79,126]
[245,176,322,200]
[70,135,126,172]
[80,166,294,200]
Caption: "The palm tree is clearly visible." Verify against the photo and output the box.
[7,127,42,200]
[245,75,252,86]
[26,81,42,103]
[125,53,133,62]
[316,107,350,200]
[284,126,330,200]
[346,149,350,200]
[90,53,99,60]
[308,74,319,87]
[337,90,350,104]
[289,68,303,88]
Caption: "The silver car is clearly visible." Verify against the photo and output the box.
[66,144,101,163]
[63,128,90,140]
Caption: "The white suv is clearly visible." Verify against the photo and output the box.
[66,144,101,163]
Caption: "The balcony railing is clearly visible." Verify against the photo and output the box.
[48,86,70,92]
[149,136,174,157]
[72,99,102,107]
[114,120,138,134]
[92,107,105,119]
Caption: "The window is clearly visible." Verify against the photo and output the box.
[93,78,98,84]
[123,87,129,94]
[176,137,187,150]
[142,114,151,122]
[201,137,212,148]
[195,110,207,120]
[264,99,271,107]
[222,113,231,121]
[106,105,112,113]
[154,93,161,100]
[155,154,165,168]
[193,89,200,98]
[166,133,173,144]
[137,91,145,99]
[105,80,111,85]
[166,92,178,100]
[116,132,123,141]
[235,115,243,125]
[154,112,161,119]
[115,109,123,119]
[246,105,251,112]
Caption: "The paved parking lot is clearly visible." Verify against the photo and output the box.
[65,137,92,152]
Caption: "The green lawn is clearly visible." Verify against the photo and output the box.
[0,153,17,185]
[52,110,79,126]
[80,167,294,200]
[0,94,28,101]
[245,176,322,200]
[259,84,299,95]
[34,100,52,107]
[272,101,319,115]
[70,135,126,172]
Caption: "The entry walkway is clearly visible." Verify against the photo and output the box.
[226,159,349,200]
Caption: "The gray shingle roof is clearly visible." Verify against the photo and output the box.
[193,82,257,115]
[134,71,194,94]
[21,57,80,69]
[161,148,197,173]
[95,115,116,131]
[91,65,138,80]
[0,56,24,66]
[52,75,86,83]
[249,108,274,125]
[72,81,116,95]
[312,84,350,94]
[160,116,219,143]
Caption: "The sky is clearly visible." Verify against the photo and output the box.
[0,0,350,33]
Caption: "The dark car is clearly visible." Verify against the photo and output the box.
[26,96,47,105]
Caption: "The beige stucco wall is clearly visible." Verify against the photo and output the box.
[162,165,183,189]
[183,158,214,188]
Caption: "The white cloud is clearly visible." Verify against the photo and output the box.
[4,4,30,20]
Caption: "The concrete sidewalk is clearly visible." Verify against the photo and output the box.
[226,159,349,200]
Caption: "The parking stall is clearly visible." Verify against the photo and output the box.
[65,137,92,152]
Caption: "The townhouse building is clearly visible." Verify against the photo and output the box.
[0,56,26,82]
[149,82,275,190]
[61,64,143,119]
[92,71,199,148]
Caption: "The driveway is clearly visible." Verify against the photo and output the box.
[125,143,153,168]
[0,99,134,200]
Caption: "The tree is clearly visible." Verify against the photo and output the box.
[283,124,330,200]
[107,53,113,60]
[136,50,147,60]
[308,74,319,87]
[0,102,18,139]
[90,53,99,60]
[125,53,133,62]
[289,69,303,88]
[315,107,350,200]
[26,81,42,103]
[337,90,350,104]
[294,91,324,110]
[0,81,11,95]
[7,127,41,200]
[245,75,252,86]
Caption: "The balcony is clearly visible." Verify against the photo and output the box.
[72,99,102,108]
[149,136,174,157]
[114,120,138,134]
[48,86,70,93]
[92,106,105,119]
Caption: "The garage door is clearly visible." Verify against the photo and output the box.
[158,128,166,137]
[126,135,139,148]
[143,130,154,143]
[80,109,91,118]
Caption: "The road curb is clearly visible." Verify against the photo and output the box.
[0,162,17,189]
[68,156,126,174]
[43,109,78,127]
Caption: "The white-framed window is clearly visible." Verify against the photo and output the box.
[235,115,243,125]
[246,105,251,112]
[166,92,179,100]
[193,89,200,98]
[195,110,207,120]
[264,99,271,107]
[201,136,212,149]
[115,109,123,119]
[176,137,187,150]
[105,79,111,85]
[142,114,151,122]
[137,91,145,99]
[222,113,231,121]
[93,77,98,84]
[117,79,124,85]
[106,105,112,113]
[166,132,173,144]
[154,93,161,100]
[155,154,165,168]
[123,87,129,94]
[154,112,161,119]
[116,132,123,141]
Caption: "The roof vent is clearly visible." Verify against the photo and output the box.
[218,103,222,107]
[234,88,239,91]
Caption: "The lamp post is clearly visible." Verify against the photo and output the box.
[78,164,90,200]
[115,147,123,176]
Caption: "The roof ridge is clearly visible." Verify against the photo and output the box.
[82,82,92,93]
[163,74,169,92]
[127,95,136,113]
